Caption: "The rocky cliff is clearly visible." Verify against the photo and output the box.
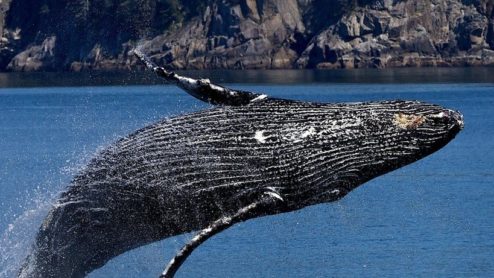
[1,0,493,71]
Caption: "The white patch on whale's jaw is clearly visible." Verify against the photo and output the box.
[300,126,316,138]
[254,130,267,143]
[330,189,340,195]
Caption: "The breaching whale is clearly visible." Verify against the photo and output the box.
[19,50,464,278]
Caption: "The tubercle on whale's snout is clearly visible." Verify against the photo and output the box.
[444,109,464,130]
[426,109,465,132]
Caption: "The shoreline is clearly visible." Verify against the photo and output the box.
[0,67,493,88]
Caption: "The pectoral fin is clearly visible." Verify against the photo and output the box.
[159,194,283,278]
[134,49,268,106]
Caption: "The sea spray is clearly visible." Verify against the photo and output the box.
[0,148,106,277]
[0,190,54,277]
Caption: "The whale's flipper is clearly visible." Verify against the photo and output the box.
[160,194,283,278]
[134,49,268,106]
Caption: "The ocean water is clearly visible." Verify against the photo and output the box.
[0,81,493,277]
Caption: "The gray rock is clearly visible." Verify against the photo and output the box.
[297,0,493,69]
[7,36,57,71]
[134,0,306,70]
[2,0,494,71]
[455,12,489,50]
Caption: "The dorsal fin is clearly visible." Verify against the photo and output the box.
[134,49,268,106]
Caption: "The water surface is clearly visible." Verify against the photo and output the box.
[0,67,493,87]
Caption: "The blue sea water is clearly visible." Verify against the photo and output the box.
[0,82,493,277]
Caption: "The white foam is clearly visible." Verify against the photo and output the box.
[0,192,55,277]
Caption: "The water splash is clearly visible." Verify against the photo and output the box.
[0,148,98,277]
[0,191,55,277]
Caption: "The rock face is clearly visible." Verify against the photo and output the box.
[6,36,57,71]
[297,0,494,68]
[0,0,16,69]
[1,0,493,71]
[139,0,305,70]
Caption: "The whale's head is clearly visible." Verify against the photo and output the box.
[280,100,463,208]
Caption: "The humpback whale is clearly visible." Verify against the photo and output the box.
[19,50,464,278]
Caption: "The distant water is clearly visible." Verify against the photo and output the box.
[0,74,493,277]
[0,67,493,87]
